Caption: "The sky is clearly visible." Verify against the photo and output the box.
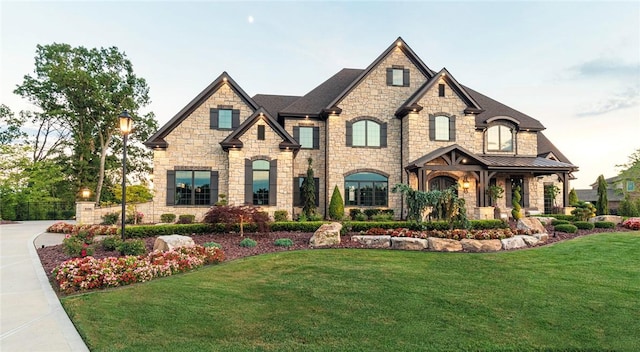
[1,1,639,189]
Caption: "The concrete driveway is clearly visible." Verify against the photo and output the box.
[1,221,88,351]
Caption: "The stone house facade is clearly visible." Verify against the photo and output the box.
[144,37,578,222]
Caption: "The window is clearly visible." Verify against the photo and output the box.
[429,176,457,192]
[438,84,445,97]
[257,125,265,140]
[294,177,320,206]
[293,126,319,149]
[429,114,455,141]
[345,172,388,206]
[627,181,635,192]
[346,119,386,147]
[435,116,449,141]
[506,176,528,208]
[386,66,409,87]
[487,125,513,152]
[210,107,240,130]
[245,159,277,205]
[252,160,270,205]
[166,170,218,206]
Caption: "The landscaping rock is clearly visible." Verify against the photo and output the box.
[427,238,462,252]
[533,233,549,243]
[515,234,540,246]
[533,216,554,226]
[351,235,391,248]
[517,217,546,235]
[460,239,502,252]
[391,237,428,250]
[501,236,527,250]
[153,235,196,252]
[310,222,342,248]
[589,215,623,224]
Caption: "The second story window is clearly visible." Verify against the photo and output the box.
[435,116,449,141]
[429,114,456,142]
[293,126,319,149]
[346,119,387,148]
[210,107,239,130]
[386,66,409,87]
[487,125,513,152]
[218,109,232,129]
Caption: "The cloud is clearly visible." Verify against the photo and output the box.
[577,85,640,116]
[571,58,640,78]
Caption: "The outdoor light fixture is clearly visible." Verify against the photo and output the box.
[80,187,91,200]
[119,110,134,240]
[462,176,470,193]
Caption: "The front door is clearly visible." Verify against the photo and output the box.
[429,176,458,194]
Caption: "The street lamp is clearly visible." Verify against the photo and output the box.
[119,110,133,240]
[80,187,91,200]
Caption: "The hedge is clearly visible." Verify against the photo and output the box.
[594,221,616,229]
[551,219,570,226]
[270,221,327,232]
[554,224,578,233]
[573,221,595,230]
[542,214,576,222]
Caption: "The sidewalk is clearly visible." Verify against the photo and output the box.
[1,221,89,352]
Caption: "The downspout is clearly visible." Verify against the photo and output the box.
[400,117,404,220]
[324,118,329,219]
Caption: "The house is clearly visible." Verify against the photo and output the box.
[143,37,578,222]
[575,176,637,214]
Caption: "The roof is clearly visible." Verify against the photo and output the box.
[220,108,300,151]
[463,86,546,131]
[482,155,577,170]
[144,72,258,148]
[575,189,624,202]
[252,94,300,117]
[406,144,489,170]
[279,68,363,117]
[537,132,573,165]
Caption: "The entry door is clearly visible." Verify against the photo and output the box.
[429,176,458,194]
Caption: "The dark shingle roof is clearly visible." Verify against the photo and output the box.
[537,132,573,165]
[279,68,364,116]
[252,94,300,117]
[463,86,546,131]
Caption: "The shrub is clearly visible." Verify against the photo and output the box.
[363,209,380,218]
[622,218,640,230]
[349,208,362,220]
[469,219,508,229]
[239,238,257,248]
[594,221,615,229]
[328,185,344,220]
[123,223,213,238]
[102,212,120,225]
[125,209,144,224]
[177,214,195,224]
[544,214,576,221]
[203,242,222,249]
[552,219,570,226]
[270,221,325,232]
[571,201,596,221]
[118,239,147,256]
[574,221,595,230]
[62,236,95,258]
[203,205,269,235]
[274,210,289,222]
[274,238,294,247]
[371,213,393,221]
[554,224,578,233]
[101,236,122,251]
[160,213,176,223]
[511,186,522,220]
[354,213,368,221]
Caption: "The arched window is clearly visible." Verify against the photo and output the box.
[345,172,388,206]
[435,115,450,141]
[429,176,458,194]
[352,120,380,147]
[252,160,270,205]
[487,125,513,152]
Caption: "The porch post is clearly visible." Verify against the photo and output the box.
[562,172,569,207]
[418,168,424,191]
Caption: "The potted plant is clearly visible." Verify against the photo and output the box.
[486,184,504,219]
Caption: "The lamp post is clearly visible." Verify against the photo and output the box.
[119,110,134,240]
[80,187,91,200]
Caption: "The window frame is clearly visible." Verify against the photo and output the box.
[434,115,450,141]
[209,107,240,130]
[252,160,270,206]
[346,119,386,148]
[344,172,388,207]
[167,169,218,206]
[293,125,319,149]
[386,66,410,87]
[487,124,514,152]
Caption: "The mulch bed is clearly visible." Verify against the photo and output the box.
[37,225,630,277]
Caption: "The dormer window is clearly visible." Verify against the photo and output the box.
[487,125,513,152]
[386,66,409,87]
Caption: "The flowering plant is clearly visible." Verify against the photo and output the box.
[52,246,225,293]
[365,227,515,240]
[622,218,640,230]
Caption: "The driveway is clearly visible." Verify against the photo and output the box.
[1,220,88,351]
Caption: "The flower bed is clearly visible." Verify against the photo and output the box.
[622,218,640,230]
[47,222,118,236]
[52,246,225,293]
[365,227,526,240]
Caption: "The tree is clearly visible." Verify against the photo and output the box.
[113,184,153,225]
[616,148,640,195]
[14,43,158,204]
[568,188,579,206]
[511,186,522,220]
[596,174,609,215]
[301,158,316,218]
[328,185,344,220]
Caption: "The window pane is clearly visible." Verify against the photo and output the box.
[194,171,210,205]
[359,182,374,206]
[487,126,499,151]
[346,182,358,206]
[374,182,388,206]
[252,160,270,205]
[299,127,313,148]
[344,172,388,206]
[392,69,403,86]
[435,116,449,141]
[175,171,192,205]
[352,121,366,146]
[219,109,232,129]
[367,121,380,147]
[500,126,513,151]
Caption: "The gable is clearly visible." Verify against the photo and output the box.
[220,108,299,151]
[144,72,258,149]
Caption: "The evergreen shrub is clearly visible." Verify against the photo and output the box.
[574,221,595,230]
[594,221,615,229]
[554,224,578,233]
[177,214,195,224]
[160,213,176,223]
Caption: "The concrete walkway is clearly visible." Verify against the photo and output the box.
[1,221,89,352]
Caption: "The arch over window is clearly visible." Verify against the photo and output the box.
[345,172,388,206]
[487,125,513,152]
[346,119,387,147]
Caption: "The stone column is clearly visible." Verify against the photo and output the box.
[75,201,96,225]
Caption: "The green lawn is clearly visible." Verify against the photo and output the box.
[62,232,640,351]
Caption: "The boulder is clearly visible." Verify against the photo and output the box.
[589,215,623,224]
[310,222,342,248]
[351,235,391,248]
[460,239,502,252]
[153,235,196,252]
[500,236,527,250]
[514,234,540,246]
[427,238,463,252]
[517,217,547,235]
[533,233,549,243]
[391,237,429,251]
[534,217,555,226]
